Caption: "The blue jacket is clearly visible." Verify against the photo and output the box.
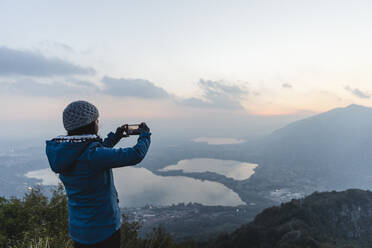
[45,131,151,244]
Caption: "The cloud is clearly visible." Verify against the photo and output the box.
[51,42,75,53]
[0,76,170,99]
[344,86,370,99]
[1,76,247,110]
[180,79,247,109]
[0,47,95,76]
[102,76,169,99]
[282,83,292,89]
[38,41,75,53]
[1,79,98,97]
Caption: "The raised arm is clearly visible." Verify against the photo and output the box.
[88,132,151,170]
[102,127,126,148]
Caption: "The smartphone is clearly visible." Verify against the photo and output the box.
[126,124,140,135]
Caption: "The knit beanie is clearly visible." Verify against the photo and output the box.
[63,100,99,131]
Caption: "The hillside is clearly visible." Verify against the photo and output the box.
[4,180,372,247]
[246,104,372,198]
[0,186,199,248]
[209,189,372,248]
[151,104,372,210]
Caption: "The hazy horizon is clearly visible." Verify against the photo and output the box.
[2,0,372,206]
[2,1,372,141]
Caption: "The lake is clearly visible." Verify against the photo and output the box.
[192,137,245,145]
[160,158,257,181]
[25,166,245,207]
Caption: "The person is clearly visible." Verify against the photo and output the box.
[45,100,151,248]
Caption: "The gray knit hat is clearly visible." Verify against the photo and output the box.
[63,100,99,131]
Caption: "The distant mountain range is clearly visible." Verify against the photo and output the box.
[152,104,372,208]
[3,104,372,246]
[248,104,372,194]
[210,114,372,248]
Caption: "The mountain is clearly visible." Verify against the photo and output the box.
[209,189,372,248]
[151,104,372,207]
[248,104,372,194]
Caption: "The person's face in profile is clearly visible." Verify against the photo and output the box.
[94,119,99,134]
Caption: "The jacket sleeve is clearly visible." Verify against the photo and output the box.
[88,132,151,170]
[102,131,122,148]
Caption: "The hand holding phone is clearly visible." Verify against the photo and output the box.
[138,122,150,133]
[121,123,150,136]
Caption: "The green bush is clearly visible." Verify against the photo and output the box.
[0,185,71,248]
[0,184,199,248]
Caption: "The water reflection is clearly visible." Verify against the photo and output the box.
[25,167,245,207]
[192,137,245,145]
[25,168,59,185]
[160,158,257,181]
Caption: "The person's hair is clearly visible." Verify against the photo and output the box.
[67,121,98,136]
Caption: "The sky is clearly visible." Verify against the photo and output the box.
[1,0,372,138]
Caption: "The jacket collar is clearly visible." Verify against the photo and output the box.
[52,134,101,143]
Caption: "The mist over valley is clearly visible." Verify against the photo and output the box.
[2,104,372,242]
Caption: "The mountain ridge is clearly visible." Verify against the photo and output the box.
[253,103,372,191]
[271,104,372,137]
[209,189,372,248]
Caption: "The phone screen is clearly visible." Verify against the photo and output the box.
[127,124,140,131]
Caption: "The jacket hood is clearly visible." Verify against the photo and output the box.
[45,135,101,173]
